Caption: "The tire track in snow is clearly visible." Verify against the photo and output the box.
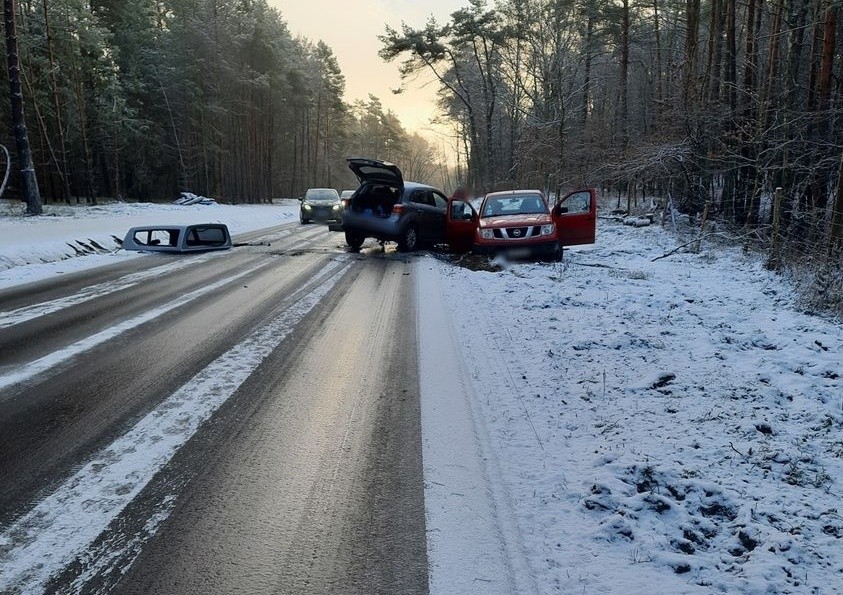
[417,257,538,595]
[0,259,273,392]
[0,255,352,594]
[0,252,224,330]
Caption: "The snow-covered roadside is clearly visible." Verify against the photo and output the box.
[0,200,298,289]
[426,222,843,593]
[417,263,537,594]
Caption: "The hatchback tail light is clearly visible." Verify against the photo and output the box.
[392,203,405,215]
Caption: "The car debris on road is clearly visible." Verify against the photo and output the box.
[121,223,232,252]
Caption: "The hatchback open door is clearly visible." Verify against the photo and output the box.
[553,188,597,246]
[346,157,403,187]
[445,199,478,253]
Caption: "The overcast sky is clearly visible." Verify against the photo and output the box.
[270,0,468,135]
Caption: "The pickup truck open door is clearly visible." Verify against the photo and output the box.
[445,199,478,253]
[552,188,597,246]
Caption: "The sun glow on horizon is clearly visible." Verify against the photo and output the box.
[271,0,465,138]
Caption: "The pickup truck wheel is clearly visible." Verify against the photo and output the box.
[345,231,364,250]
[397,225,419,252]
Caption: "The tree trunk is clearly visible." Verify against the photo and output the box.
[817,0,836,139]
[619,0,630,148]
[43,0,71,204]
[829,152,843,255]
[742,0,760,118]
[73,77,96,204]
[653,0,663,104]
[684,0,700,105]
[4,0,41,214]
[725,0,737,111]
[741,0,763,225]
[760,0,784,128]
[704,0,723,103]
[582,4,594,123]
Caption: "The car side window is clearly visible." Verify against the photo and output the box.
[410,190,434,207]
[561,191,591,214]
[135,229,178,247]
[432,192,448,209]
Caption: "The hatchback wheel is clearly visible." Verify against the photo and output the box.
[397,224,419,252]
[345,231,364,250]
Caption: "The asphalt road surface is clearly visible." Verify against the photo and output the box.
[0,223,429,594]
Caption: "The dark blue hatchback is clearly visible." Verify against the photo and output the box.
[340,158,449,252]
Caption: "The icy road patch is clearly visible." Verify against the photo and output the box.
[0,257,351,593]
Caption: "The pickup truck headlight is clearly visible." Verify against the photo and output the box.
[540,224,555,236]
[479,228,494,240]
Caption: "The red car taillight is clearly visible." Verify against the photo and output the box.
[392,203,405,215]
[341,198,350,209]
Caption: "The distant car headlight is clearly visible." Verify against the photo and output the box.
[302,203,312,210]
[540,224,555,236]
[333,204,342,210]
[479,228,494,240]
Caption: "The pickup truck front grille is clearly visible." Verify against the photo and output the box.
[492,226,541,240]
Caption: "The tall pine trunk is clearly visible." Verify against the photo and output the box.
[829,151,843,255]
[4,0,41,214]
[619,0,630,148]
[43,0,71,204]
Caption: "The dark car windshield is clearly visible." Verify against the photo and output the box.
[482,194,548,218]
[305,188,339,201]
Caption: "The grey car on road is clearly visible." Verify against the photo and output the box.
[340,158,450,252]
[300,188,342,224]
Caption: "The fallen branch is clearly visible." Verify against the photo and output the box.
[568,261,614,269]
[729,441,750,461]
[652,237,705,261]
[652,226,776,262]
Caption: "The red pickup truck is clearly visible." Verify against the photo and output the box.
[445,189,597,259]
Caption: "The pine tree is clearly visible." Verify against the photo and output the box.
[3,0,41,214]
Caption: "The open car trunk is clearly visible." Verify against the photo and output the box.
[346,158,404,219]
[349,184,401,219]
